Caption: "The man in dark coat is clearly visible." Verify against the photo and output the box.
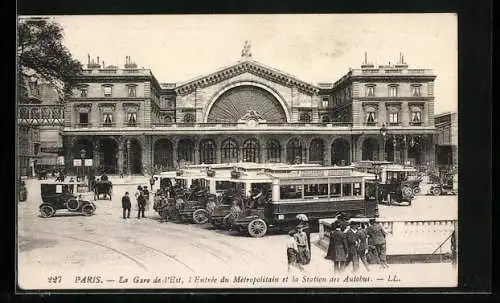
[137,191,146,218]
[325,222,348,274]
[122,192,131,219]
[367,218,388,268]
[344,222,360,272]
[356,223,371,271]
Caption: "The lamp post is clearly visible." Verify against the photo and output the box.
[80,148,86,181]
[379,123,388,161]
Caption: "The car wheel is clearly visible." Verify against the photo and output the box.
[192,209,209,224]
[413,187,421,195]
[40,205,56,218]
[248,219,267,238]
[431,187,441,196]
[82,204,95,216]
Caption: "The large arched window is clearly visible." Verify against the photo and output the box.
[266,139,281,163]
[177,139,194,164]
[309,138,325,163]
[286,138,303,164]
[242,139,259,163]
[221,138,239,163]
[199,140,216,164]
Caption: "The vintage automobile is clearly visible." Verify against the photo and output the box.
[39,181,96,217]
[353,161,419,205]
[231,165,379,237]
[428,170,457,196]
[94,180,113,200]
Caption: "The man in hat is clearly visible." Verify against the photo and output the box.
[296,214,311,253]
[344,221,360,272]
[356,223,371,271]
[325,222,348,274]
[136,190,146,219]
[367,218,388,268]
[142,186,150,211]
[121,192,131,219]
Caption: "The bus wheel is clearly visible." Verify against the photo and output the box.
[193,209,209,224]
[248,219,267,238]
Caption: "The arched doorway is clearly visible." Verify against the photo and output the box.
[99,138,118,174]
[362,138,380,161]
[331,138,351,165]
[309,138,325,164]
[199,140,216,164]
[221,138,239,163]
[242,138,259,162]
[385,139,395,162]
[154,138,173,171]
[287,138,303,164]
[177,139,194,165]
[72,138,94,175]
[408,136,424,165]
[266,139,281,163]
[124,138,143,175]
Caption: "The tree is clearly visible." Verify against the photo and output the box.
[17,17,83,103]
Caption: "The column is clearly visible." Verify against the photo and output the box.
[93,139,100,169]
[126,139,132,176]
[303,146,308,164]
[194,147,200,165]
[260,145,266,164]
[118,146,124,174]
[428,135,436,168]
[324,141,332,166]
[280,141,286,163]
[172,144,178,168]
[64,136,72,173]
[380,137,386,161]
[403,138,409,165]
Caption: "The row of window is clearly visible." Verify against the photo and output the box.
[365,110,422,124]
[78,112,138,126]
[79,85,137,98]
[279,183,362,200]
[365,85,422,97]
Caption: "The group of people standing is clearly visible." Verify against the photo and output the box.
[121,185,150,219]
[325,218,389,273]
[286,215,312,272]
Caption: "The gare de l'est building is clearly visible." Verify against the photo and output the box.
[63,48,437,175]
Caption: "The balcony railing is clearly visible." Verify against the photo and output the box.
[151,122,353,128]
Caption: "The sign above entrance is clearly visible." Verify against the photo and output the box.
[73,159,82,167]
[84,159,93,167]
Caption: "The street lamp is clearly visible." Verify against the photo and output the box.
[80,148,87,181]
[379,123,388,161]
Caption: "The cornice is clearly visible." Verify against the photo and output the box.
[357,97,434,101]
[175,60,320,96]
[352,75,437,82]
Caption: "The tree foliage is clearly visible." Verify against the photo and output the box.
[17,18,83,102]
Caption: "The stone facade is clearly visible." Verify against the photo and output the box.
[56,54,438,175]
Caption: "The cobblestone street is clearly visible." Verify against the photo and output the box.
[18,178,457,289]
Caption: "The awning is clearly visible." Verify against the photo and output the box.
[35,152,58,166]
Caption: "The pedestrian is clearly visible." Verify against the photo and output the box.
[150,175,155,190]
[296,214,312,253]
[356,223,371,272]
[344,222,360,272]
[287,229,304,273]
[135,186,142,201]
[143,186,150,211]
[137,191,146,218]
[294,226,311,265]
[367,218,389,268]
[122,192,131,219]
[120,170,124,178]
[325,222,348,274]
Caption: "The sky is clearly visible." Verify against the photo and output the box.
[43,14,456,114]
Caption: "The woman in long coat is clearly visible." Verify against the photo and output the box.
[325,223,348,273]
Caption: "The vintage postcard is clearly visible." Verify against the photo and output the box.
[16,14,458,290]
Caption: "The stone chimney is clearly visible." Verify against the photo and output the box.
[394,52,408,69]
[86,54,101,69]
[124,56,138,69]
[360,52,374,69]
